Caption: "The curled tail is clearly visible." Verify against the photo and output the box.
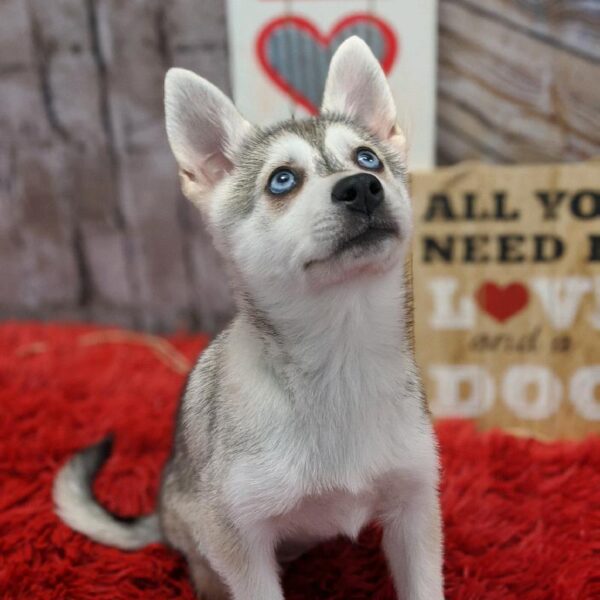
[53,436,162,551]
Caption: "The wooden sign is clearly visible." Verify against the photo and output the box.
[226,0,438,169]
[411,161,600,440]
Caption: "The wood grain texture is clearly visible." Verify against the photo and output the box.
[0,0,233,332]
[0,0,598,330]
[437,0,600,164]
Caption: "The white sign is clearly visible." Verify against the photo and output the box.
[226,0,438,170]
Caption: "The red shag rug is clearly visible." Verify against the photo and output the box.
[0,322,598,600]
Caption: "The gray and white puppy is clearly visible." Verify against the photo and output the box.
[54,37,444,600]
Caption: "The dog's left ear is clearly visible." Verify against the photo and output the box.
[321,37,405,151]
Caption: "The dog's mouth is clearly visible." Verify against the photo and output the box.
[305,223,400,270]
[334,224,399,255]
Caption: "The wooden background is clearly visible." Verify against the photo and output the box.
[1,0,598,332]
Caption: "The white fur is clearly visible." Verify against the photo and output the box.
[223,272,438,526]
[215,263,442,599]
[259,134,318,178]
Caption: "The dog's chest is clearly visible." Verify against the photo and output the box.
[223,318,428,527]
[223,374,423,528]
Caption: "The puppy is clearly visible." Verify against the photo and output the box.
[54,37,444,600]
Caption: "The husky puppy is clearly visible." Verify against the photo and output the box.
[53,37,443,600]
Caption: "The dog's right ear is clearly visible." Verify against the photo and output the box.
[164,68,250,193]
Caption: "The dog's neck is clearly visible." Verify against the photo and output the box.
[237,263,411,386]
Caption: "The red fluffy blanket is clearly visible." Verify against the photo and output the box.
[0,323,598,599]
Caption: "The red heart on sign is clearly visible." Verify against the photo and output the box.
[256,14,398,114]
[475,282,529,323]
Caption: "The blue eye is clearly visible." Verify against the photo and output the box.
[356,148,382,170]
[268,169,297,195]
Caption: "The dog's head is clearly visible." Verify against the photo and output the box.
[165,37,411,301]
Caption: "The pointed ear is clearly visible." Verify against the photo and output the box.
[322,37,404,148]
[164,68,251,189]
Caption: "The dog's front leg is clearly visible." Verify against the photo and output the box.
[380,479,444,600]
[205,524,284,600]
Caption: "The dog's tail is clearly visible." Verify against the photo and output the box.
[53,436,162,550]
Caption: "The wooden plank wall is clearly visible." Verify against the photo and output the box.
[0,0,234,333]
[437,0,600,164]
[0,0,598,332]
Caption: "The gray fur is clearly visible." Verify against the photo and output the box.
[227,113,406,222]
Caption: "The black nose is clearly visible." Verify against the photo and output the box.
[331,173,384,216]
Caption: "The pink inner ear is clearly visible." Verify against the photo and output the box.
[331,72,397,142]
[181,169,196,182]
[196,151,236,186]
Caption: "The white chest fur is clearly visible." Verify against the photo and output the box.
[222,273,437,536]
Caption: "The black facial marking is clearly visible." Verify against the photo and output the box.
[81,435,114,488]
[315,151,344,176]
[238,290,281,343]
[227,113,407,221]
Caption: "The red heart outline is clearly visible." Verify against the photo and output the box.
[475,282,530,323]
[256,14,398,115]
